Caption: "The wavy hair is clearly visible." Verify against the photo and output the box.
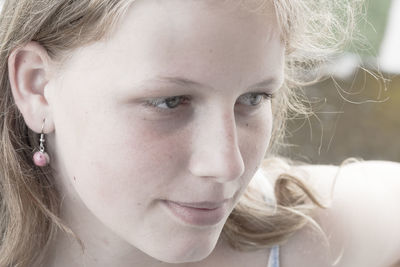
[0,0,363,266]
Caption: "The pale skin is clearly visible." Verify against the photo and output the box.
[7,0,400,267]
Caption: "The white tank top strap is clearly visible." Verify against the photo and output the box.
[267,245,280,267]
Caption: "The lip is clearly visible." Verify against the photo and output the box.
[171,200,227,209]
[161,199,229,226]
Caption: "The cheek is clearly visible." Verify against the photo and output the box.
[71,114,191,205]
[237,107,272,181]
[239,107,273,156]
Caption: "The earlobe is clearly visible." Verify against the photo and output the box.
[8,41,55,133]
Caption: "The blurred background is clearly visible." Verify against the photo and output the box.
[284,0,400,164]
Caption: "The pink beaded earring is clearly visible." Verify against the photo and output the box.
[33,118,50,167]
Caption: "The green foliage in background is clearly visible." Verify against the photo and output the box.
[353,0,392,56]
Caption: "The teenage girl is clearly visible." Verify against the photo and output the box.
[0,0,399,266]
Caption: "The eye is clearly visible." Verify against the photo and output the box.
[236,92,273,106]
[142,92,273,115]
[144,96,191,110]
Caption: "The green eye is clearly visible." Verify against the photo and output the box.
[164,96,183,109]
[145,96,190,110]
[237,93,272,106]
[143,92,272,115]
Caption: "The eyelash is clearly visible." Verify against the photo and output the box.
[143,92,274,113]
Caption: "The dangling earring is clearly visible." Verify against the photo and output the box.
[33,118,50,167]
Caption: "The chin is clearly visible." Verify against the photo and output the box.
[158,245,215,264]
[146,232,220,264]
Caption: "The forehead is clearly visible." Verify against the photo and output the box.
[110,0,279,47]
[60,0,284,92]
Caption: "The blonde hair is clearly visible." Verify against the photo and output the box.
[0,0,363,266]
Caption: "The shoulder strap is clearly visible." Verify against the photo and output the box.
[267,245,280,267]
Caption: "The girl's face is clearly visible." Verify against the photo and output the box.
[46,0,284,263]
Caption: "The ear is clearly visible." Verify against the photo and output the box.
[8,41,55,134]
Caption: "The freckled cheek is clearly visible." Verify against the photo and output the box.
[239,116,272,171]
[243,111,272,141]
[120,122,190,163]
[84,122,192,200]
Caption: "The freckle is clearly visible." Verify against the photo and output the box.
[102,238,109,246]
[246,123,249,127]
[73,176,76,182]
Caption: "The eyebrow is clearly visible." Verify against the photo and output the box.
[141,75,278,91]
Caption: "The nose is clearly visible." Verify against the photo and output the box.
[188,108,245,183]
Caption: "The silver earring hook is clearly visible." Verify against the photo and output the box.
[41,118,46,134]
[39,118,46,153]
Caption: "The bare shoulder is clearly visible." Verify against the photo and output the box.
[280,160,400,267]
